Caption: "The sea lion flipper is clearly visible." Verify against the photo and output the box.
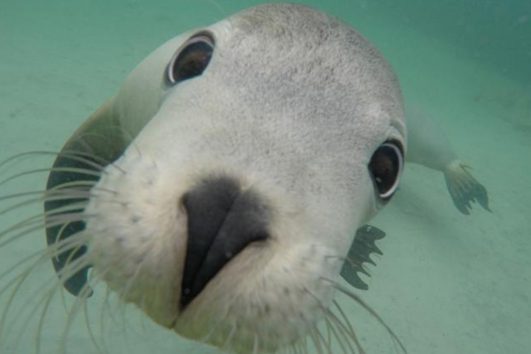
[443,161,491,215]
[340,225,385,290]
[45,98,127,296]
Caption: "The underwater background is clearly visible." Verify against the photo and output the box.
[0,0,529,353]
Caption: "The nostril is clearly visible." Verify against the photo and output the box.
[180,175,270,309]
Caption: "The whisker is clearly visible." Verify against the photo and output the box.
[61,148,126,175]
[0,237,89,347]
[6,272,63,353]
[0,217,68,247]
[99,258,150,336]
[0,201,84,233]
[304,286,357,354]
[2,183,112,220]
[252,334,259,354]
[315,324,336,354]
[333,300,364,353]
[326,253,371,278]
[49,151,107,172]
[0,232,85,285]
[34,273,70,354]
[100,286,118,344]
[322,314,349,354]
[51,221,80,257]
[0,186,89,203]
[73,126,137,169]
[0,244,67,301]
[199,304,232,344]
[221,322,238,352]
[0,187,104,218]
[102,236,159,333]
[307,326,325,354]
[47,180,99,191]
[0,192,91,218]
[0,248,44,284]
[320,319,336,354]
[0,259,43,340]
[83,285,107,354]
[300,336,310,354]
[325,306,360,354]
[0,149,127,179]
[0,150,101,170]
[0,167,103,188]
[0,209,90,249]
[0,202,98,254]
[323,314,333,351]
[291,337,304,354]
[0,151,54,169]
[44,201,88,215]
[327,280,407,354]
[58,277,98,354]
[0,216,91,319]
[54,241,91,277]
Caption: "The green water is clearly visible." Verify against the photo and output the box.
[0,0,529,353]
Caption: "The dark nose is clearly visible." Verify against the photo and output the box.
[180,175,270,309]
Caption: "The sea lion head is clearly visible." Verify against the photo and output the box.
[44,4,406,353]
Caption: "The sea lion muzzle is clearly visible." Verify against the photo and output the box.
[180,175,270,309]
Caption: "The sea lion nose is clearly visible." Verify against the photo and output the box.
[179,175,270,309]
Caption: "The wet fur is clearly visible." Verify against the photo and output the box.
[0,4,407,354]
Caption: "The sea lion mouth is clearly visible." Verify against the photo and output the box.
[179,175,270,309]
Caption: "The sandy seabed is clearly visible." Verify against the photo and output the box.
[0,1,529,353]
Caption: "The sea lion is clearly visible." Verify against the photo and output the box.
[406,106,490,214]
[29,3,409,354]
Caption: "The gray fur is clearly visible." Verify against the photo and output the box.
[52,4,406,353]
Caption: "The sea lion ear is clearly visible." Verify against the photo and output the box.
[44,98,128,297]
[340,225,385,290]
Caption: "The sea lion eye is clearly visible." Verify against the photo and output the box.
[368,140,404,200]
[167,32,215,85]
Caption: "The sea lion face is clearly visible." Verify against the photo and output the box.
[75,4,405,353]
